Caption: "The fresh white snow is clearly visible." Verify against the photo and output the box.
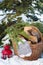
[18,39,32,57]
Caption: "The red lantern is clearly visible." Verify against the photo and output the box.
[2,44,12,59]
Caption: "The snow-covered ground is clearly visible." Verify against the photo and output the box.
[0,48,43,65]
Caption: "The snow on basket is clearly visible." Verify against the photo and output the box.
[12,26,43,60]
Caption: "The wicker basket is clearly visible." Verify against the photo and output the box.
[12,26,43,60]
[22,41,43,60]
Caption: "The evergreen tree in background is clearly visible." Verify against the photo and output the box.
[0,0,43,46]
[0,0,43,14]
[0,0,43,22]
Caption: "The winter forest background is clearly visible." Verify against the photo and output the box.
[0,0,43,46]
